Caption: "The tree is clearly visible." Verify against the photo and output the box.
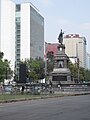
[68,61,77,78]
[23,58,45,82]
[79,67,85,82]
[68,60,90,82]
[0,52,12,83]
[0,59,11,82]
[47,51,54,73]
[84,69,90,82]
[0,52,4,59]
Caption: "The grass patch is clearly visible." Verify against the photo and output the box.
[0,93,63,102]
[0,94,42,102]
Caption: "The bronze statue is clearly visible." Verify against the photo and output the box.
[58,29,64,44]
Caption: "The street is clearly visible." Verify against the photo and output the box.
[0,95,90,120]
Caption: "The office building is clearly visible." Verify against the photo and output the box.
[0,0,15,70]
[86,53,90,70]
[63,34,87,68]
[15,3,44,75]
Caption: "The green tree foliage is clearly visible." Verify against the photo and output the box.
[0,52,4,59]
[79,67,85,81]
[47,51,54,73]
[68,60,90,82]
[68,61,78,78]
[0,52,12,82]
[24,58,45,82]
[84,69,90,82]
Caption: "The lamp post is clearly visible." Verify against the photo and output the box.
[76,42,83,83]
[77,57,79,83]
[76,43,79,83]
[45,57,48,80]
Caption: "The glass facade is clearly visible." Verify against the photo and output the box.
[30,6,44,59]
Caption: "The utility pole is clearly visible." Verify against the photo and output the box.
[45,57,48,81]
[76,43,79,83]
[77,58,79,83]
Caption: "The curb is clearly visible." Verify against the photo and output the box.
[0,92,90,104]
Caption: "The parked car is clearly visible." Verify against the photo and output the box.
[4,85,13,93]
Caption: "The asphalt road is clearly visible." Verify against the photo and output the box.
[0,95,90,120]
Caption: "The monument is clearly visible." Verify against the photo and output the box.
[49,29,72,85]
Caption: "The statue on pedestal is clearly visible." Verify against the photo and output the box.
[50,29,72,85]
[58,29,64,44]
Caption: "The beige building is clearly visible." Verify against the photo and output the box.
[86,53,90,70]
[63,34,87,68]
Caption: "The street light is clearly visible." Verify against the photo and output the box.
[76,42,83,83]
[76,43,79,83]
[45,58,47,77]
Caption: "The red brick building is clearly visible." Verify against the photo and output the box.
[45,42,59,56]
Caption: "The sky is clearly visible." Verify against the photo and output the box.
[14,0,90,53]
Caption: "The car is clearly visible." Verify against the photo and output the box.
[4,85,13,92]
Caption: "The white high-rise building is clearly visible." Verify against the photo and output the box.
[86,53,90,70]
[0,0,15,70]
[63,34,87,68]
[15,3,44,75]
[0,0,44,75]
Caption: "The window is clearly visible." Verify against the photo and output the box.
[16,4,21,12]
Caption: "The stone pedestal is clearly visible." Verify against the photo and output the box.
[50,43,72,85]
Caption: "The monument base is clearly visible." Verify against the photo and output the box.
[49,68,74,85]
